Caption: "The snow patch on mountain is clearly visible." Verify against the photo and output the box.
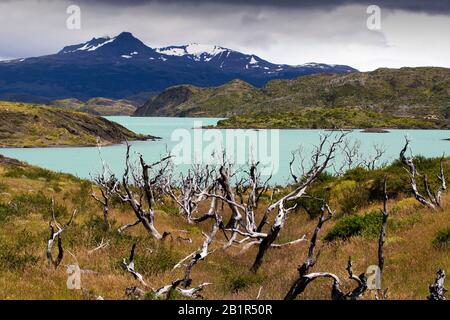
[249,56,258,65]
[87,38,116,51]
[61,37,117,53]
[156,43,228,61]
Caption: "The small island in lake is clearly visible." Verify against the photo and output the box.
[207,108,448,130]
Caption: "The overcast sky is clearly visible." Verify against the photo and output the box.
[0,0,449,71]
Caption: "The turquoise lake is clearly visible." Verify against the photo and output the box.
[0,116,448,185]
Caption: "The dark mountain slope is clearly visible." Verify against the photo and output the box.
[0,32,356,103]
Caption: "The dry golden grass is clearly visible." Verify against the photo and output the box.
[0,161,448,300]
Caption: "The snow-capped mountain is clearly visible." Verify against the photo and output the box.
[0,32,357,102]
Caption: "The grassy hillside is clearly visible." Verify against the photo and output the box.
[51,97,138,116]
[0,155,448,299]
[213,108,449,129]
[134,79,261,117]
[0,101,153,147]
[134,67,450,127]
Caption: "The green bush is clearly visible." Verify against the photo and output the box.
[4,166,64,182]
[0,182,9,192]
[0,230,40,270]
[82,215,118,244]
[70,180,93,213]
[324,210,383,241]
[0,247,39,271]
[130,245,181,275]
[339,184,369,215]
[223,271,265,293]
[0,193,67,223]
[432,228,450,249]
[293,196,328,219]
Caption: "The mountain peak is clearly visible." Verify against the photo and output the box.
[58,31,155,57]
[115,31,137,40]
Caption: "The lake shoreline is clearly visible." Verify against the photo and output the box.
[1,116,449,184]
[0,136,161,149]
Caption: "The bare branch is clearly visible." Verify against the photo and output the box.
[378,177,388,273]
[47,199,76,269]
[428,269,447,300]
[180,214,222,287]
[400,138,438,209]
[88,238,110,255]
[122,243,148,287]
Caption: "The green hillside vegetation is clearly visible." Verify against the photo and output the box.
[0,101,153,147]
[51,97,138,116]
[134,67,450,128]
[212,107,448,129]
[134,79,261,117]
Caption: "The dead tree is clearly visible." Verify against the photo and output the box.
[162,162,215,223]
[47,199,77,269]
[363,143,386,170]
[427,269,447,300]
[113,145,171,240]
[209,161,273,248]
[91,166,119,230]
[198,134,345,273]
[333,138,363,175]
[400,138,446,209]
[122,243,148,287]
[284,201,334,299]
[204,160,306,260]
[378,177,389,274]
[284,200,367,300]
[372,177,390,299]
[123,244,211,299]
[250,133,346,272]
[153,280,211,300]
[173,210,222,288]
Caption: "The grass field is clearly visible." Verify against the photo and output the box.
[0,155,448,300]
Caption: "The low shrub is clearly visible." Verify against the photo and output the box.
[432,227,450,249]
[223,271,265,293]
[0,193,67,223]
[331,180,370,215]
[4,166,66,182]
[131,245,181,275]
[0,230,40,270]
[324,210,383,241]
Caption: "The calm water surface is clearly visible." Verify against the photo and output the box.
[1,116,448,185]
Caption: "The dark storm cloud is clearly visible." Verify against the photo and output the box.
[79,0,450,14]
[0,0,449,70]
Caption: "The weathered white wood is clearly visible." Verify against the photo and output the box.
[47,199,77,269]
[122,243,147,287]
[428,269,447,300]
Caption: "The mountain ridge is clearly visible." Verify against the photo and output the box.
[0,32,356,103]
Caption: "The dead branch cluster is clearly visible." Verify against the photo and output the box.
[400,137,446,209]
[82,133,448,300]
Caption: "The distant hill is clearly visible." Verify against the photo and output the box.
[0,101,153,147]
[134,67,450,121]
[0,32,356,103]
[50,97,139,116]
